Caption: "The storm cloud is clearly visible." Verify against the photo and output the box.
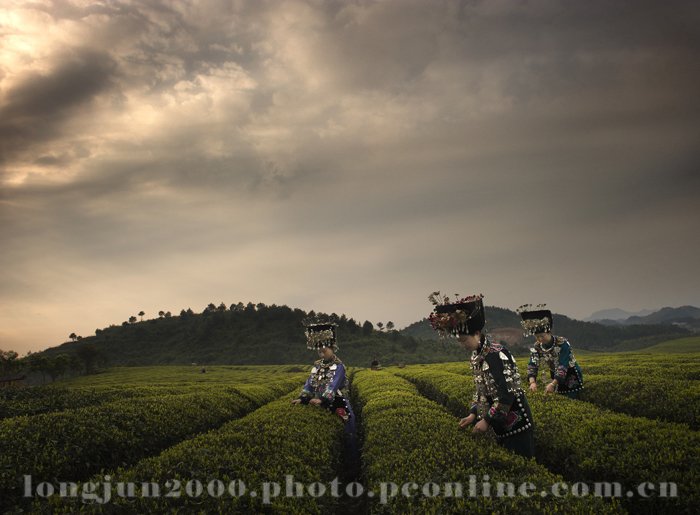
[1,0,699,354]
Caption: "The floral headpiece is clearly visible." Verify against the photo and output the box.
[427,291,485,339]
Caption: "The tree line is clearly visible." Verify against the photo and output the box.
[1,345,103,385]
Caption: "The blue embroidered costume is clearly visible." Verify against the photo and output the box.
[296,320,359,477]
[298,355,356,428]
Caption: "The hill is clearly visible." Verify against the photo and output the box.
[27,303,694,373]
[591,306,700,331]
[586,308,654,321]
[626,305,700,327]
[639,336,700,353]
[38,303,469,368]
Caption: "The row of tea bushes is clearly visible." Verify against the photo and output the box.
[0,385,216,420]
[353,370,620,514]
[420,353,700,383]
[395,359,698,428]
[0,368,309,420]
[579,374,699,429]
[42,394,345,514]
[393,367,699,513]
[0,376,305,512]
[436,362,472,376]
[57,365,311,387]
[0,386,147,420]
[543,352,700,381]
[577,361,700,380]
[384,367,474,418]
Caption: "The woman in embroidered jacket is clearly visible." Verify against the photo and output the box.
[291,320,359,474]
[518,306,584,399]
[428,293,535,459]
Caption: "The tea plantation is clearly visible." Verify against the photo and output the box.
[1,352,697,513]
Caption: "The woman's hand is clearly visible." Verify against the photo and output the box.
[459,414,476,429]
[472,419,490,434]
[545,381,557,394]
[529,381,538,392]
[309,398,322,406]
[290,398,302,405]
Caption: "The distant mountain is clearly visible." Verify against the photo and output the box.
[586,308,655,322]
[587,306,700,329]
[619,306,700,333]
[626,306,700,325]
[585,306,700,333]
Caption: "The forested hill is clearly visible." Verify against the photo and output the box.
[40,303,469,368]
[36,301,691,371]
[401,306,690,352]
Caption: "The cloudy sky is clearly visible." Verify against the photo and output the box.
[1,0,699,355]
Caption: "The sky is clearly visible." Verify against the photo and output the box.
[1,0,699,356]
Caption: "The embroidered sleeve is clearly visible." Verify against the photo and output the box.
[554,341,572,386]
[483,352,515,431]
[320,363,344,407]
[527,347,539,380]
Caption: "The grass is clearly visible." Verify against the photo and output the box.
[55,364,309,386]
[638,335,700,353]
